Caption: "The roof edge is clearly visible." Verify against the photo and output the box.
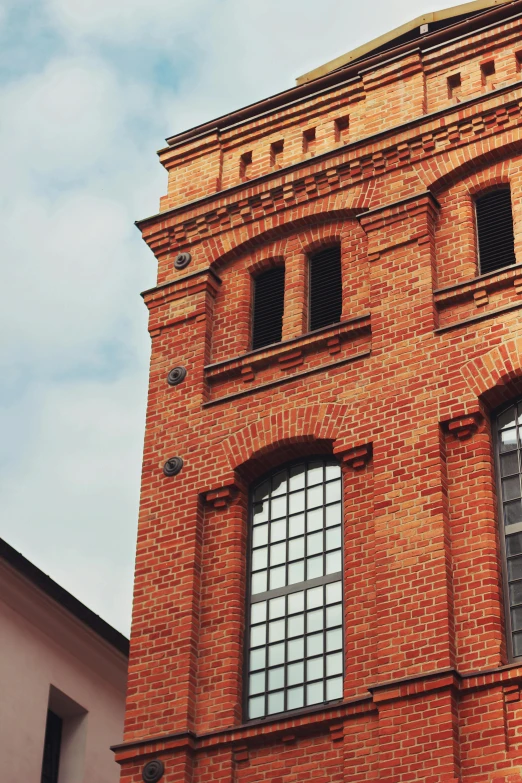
[0,538,129,658]
[296,0,513,85]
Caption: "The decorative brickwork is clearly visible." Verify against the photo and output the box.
[117,3,522,782]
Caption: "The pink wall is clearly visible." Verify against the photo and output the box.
[0,560,127,782]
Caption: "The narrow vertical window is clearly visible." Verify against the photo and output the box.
[246,458,344,720]
[309,245,343,332]
[496,402,522,659]
[252,266,285,350]
[41,710,62,783]
[476,188,516,275]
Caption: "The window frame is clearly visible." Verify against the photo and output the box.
[493,399,522,662]
[243,455,345,722]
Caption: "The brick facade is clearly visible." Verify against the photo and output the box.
[115,3,522,781]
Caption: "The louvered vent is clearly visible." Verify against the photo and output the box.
[252,266,285,350]
[476,188,516,275]
[309,245,343,332]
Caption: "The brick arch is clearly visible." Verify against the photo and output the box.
[461,338,522,409]
[209,208,368,274]
[427,136,522,196]
[220,404,350,476]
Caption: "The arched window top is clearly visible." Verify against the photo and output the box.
[246,457,344,720]
[475,187,516,275]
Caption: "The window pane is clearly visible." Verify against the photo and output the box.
[289,514,305,537]
[252,571,267,595]
[270,566,286,590]
[307,485,323,509]
[269,619,285,643]
[289,491,305,514]
[501,452,519,477]
[287,686,304,710]
[289,537,304,560]
[501,429,518,452]
[270,519,286,542]
[268,691,285,715]
[307,632,324,657]
[326,581,342,604]
[248,458,343,719]
[251,602,267,624]
[307,508,323,531]
[507,533,522,557]
[252,548,268,570]
[326,652,343,676]
[271,496,287,519]
[306,681,323,705]
[249,695,265,719]
[289,464,306,490]
[269,596,285,619]
[253,525,268,547]
[288,561,305,584]
[268,667,285,691]
[326,550,342,575]
[269,643,285,666]
[325,504,342,527]
[307,608,323,633]
[505,501,522,527]
[499,407,516,430]
[513,633,522,657]
[272,471,287,496]
[287,662,304,685]
[270,542,286,566]
[288,614,304,637]
[288,591,304,614]
[509,557,522,581]
[510,580,522,606]
[503,476,521,501]
[250,647,265,670]
[249,672,265,695]
[326,677,343,701]
[326,480,342,504]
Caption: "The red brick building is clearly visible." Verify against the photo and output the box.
[115,2,522,780]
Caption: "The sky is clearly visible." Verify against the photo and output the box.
[0,0,463,635]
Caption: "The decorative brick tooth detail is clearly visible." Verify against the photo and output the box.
[514,276,522,295]
[473,287,489,306]
[329,723,344,742]
[327,336,342,355]
[334,443,373,469]
[447,412,483,440]
[204,484,238,509]
[232,744,249,763]
[240,365,255,382]
[278,349,304,370]
[280,733,296,744]
[504,684,521,704]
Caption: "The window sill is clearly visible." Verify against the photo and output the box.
[204,314,371,402]
[434,263,522,330]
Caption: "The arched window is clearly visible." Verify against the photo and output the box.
[496,401,522,659]
[475,187,516,275]
[309,245,342,332]
[246,457,344,720]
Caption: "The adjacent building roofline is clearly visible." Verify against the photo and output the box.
[296,0,513,84]
[0,537,129,657]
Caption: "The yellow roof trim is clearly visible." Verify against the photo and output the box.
[296,0,513,85]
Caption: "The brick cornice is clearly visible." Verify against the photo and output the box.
[138,84,522,259]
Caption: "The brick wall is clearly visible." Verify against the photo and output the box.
[116,3,522,781]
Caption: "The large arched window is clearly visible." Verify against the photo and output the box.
[246,457,344,720]
[496,401,522,659]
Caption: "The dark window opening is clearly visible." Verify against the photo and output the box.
[41,710,62,783]
[447,73,462,100]
[240,151,253,180]
[303,128,316,154]
[246,457,344,721]
[271,140,284,169]
[252,266,285,350]
[309,245,343,333]
[476,188,516,275]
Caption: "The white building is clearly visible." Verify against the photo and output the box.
[0,538,128,783]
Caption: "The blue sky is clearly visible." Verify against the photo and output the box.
[0,0,460,634]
